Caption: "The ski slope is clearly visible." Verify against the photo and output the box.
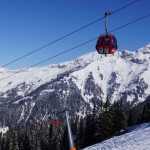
[83,122,150,150]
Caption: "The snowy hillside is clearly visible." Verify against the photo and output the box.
[0,43,150,126]
[83,122,150,150]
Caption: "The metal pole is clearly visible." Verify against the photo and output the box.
[65,111,76,150]
[104,12,111,34]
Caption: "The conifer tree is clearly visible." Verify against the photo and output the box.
[82,114,91,147]
[71,115,79,139]
[141,96,150,123]
[98,96,113,140]
[94,101,104,143]
[19,128,32,150]
[0,133,2,149]
[91,103,99,144]
[0,136,5,150]
[49,123,64,150]
[127,108,134,126]
[39,121,49,150]
[0,130,18,150]
[61,126,69,150]
[76,117,84,149]
[34,136,41,150]
[3,130,12,150]
[11,131,19,150]
[111,101,127,135]
[49,123,53,149]
[82,112,96,147]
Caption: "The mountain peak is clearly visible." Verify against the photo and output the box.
[137,43,150,54]
[0,43,150,126]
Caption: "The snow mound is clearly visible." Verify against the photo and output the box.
[0,126,9,134]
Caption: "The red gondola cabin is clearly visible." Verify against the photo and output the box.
[96,34,117,55]
[52,120,60,125]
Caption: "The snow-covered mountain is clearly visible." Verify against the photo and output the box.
[0,43,150,127]
[82,122,150,150]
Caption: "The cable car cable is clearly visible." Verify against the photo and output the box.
[0,12,149,82]
[0,37,97,82]
[111,0,140,15]
[1,0,140,68]
[110,13,150,33]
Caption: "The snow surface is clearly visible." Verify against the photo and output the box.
[0,126,9,134]
[83,122,150,150]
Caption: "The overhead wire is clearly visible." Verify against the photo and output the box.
[111,0,140,15]
[0,12,150,82]
[1,0,140,68]
[110,13,150,33]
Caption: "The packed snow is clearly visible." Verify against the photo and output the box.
[83,122,150,150]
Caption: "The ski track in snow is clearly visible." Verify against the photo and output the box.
[83,123,150,150]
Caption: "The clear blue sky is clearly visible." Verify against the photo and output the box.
[0,0,150,69]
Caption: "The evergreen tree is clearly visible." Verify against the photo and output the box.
[34,136,41,150]
[39,121,49,150]
[76,117,84,149]
[11,131,19,150]
[82,114,91,147]
[49,123,64,150]
[1,136,5,150]
[0,130,18,150]
[0,133,2,149]
[49,123,53,149]
[104,96,111,111]
[61,126,69,150]
[94,101,104,143]
[29,130,38,150]
[3,130,12,150]
[141,96,150,123]
[91,103,99,144]
[82,111,97,148]
[19,128,32,150]
[127,108,134,126]
[97,96,113,141]
[111,101,127,135]
[71,115,79,139]
[127,102,144,126]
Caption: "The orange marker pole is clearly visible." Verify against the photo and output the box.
[69,148,76,150]
[65,111,76,150]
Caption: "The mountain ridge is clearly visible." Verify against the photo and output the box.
[0,43,150,127]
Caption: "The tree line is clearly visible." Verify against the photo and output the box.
[0,96,150,150]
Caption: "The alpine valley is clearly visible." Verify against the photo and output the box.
[0,43,150,128]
